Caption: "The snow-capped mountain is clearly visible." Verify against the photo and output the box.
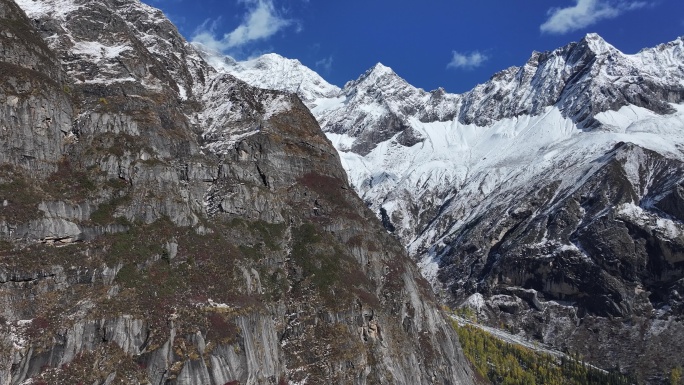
[205,34,684,383]
[207,33,684,255]
[16,0,209,99]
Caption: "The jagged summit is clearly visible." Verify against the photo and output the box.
[580,32,617,54]
[340,62,409,98]
[356,62,397,81]
[218,33,684,151]
[648,35,684,52]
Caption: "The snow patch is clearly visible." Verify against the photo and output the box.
[15,0,80,19]
[72,41,131,60]
[463,293,486,311]
[202,130,260,155]
[417,252,440,285]
[617,202,684,240]
[206,299,230,309]
[325,132,356,152]
[656,217,684,239]
[594,104,656,131]
[311,95,347,116]
[263,95,291,120]
[177,86,188,101]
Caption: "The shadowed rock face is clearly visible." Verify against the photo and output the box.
[0,0,474,384]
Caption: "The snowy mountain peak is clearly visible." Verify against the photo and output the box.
[195,47,340,103]
[342,62,411,96]
[249,52,304,70]
[341,62,401,90]
[210,34,684,154]
[363,62,397,80]
[192,42,237,69]
[368,62,395,76]
[579,32,618,55]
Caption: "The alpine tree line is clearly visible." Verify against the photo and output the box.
[452,321,635,385]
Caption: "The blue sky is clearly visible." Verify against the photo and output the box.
[145,0,683,93]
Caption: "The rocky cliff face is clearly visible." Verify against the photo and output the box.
[0,0,475,384]
[437,142,684,383]
[215,35,684,383]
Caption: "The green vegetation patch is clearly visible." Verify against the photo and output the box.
[296,172,365,222]
[89,194,132,226]
[103,217,264,305]
[0,166,44,223]
[37,343,148,385]
[453,321,634,385]
[104,225,167,265]
[291,223,336,290]
[44,158,97,201]
[228,217,286,251]
[671,367,682,385]
[85,132,153,159]
[205,311,240,344]
[0,241,89,271]
[290,222,378,306]
[0,17,53,60]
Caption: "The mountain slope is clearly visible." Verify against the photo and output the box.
[215,34,684,383]
[0,0,475,384]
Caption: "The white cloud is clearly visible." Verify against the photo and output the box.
[315,56,333,72]
[191,0,293,53]
[540,0,648,34]
[447,51,488,70]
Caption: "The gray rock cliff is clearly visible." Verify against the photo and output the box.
[0,0,475,384]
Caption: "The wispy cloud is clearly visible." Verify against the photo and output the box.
[315,56,333,72]
[447,51,488,70]
[191,0,293,53]
[540,0,648,34]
